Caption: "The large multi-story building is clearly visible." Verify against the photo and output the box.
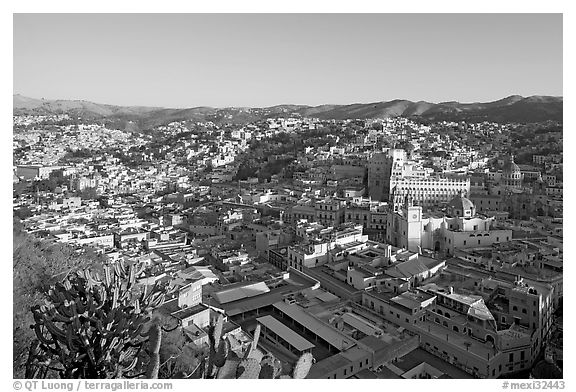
[414,277,554,379]
[368,149,470,209]
[386,193,512,255]
[16,164,63,180]
[314,198,346,227]
[389,175,470,211]
[367,149,406,201]
[287,224,368,270]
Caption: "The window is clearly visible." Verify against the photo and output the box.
[463,240,467,246]
[509,353,514,363]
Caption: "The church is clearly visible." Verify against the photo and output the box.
[386,191,513,255]
[472,155,561,220]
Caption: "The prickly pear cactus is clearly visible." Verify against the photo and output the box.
[236,358,262,379]
[292,352,314,379]
[216,358,240,379]
[202,316,314,379]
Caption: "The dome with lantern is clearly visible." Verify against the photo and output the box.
[501,155,522,188]
[447,192,476,218]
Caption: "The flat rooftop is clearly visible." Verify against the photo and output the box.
[257,315,315,352]
[204,271,318,317]
[274,300,356,351]
[395,348,473,379]
[307,353,352,379]
[213,281,270,304]
[170,303,209,320]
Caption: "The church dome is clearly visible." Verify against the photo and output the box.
[502,155,521,175]
[501,155,522,188]
[448,193,476,218]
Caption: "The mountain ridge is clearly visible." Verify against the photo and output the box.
[13,94,563,128]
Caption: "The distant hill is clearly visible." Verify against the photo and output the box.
[13,94,162,119]
[13,94,563,129]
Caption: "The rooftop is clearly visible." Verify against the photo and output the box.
[274,300,357,351]
[394,348,473,379]
[169,302,208,321]
[213,281,271,305]
[257,315,315,352]
[307,353,351,379]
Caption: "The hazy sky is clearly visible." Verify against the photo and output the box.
[13,13,563,108]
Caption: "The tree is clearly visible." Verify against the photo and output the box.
[204,162,213,174]
[371,122,383,131]
[14,206,33,220]
[79,187,98,200]
[35,178,58,193]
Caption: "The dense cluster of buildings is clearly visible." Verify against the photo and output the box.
[13,113,562,379]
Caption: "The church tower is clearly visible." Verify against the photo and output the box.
[533,173,546,195]
[402,190,423,253]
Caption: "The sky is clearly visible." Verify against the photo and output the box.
[13,13,563,108]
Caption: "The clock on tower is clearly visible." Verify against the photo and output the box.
[407,206,421,222]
